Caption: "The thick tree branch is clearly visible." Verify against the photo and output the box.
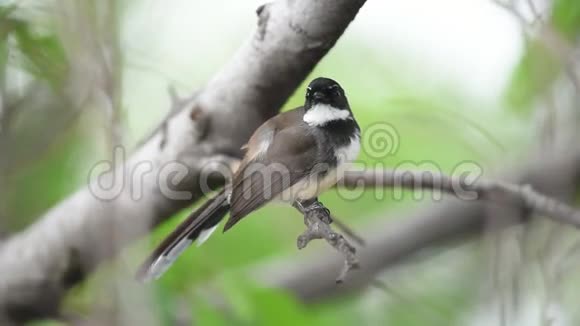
[0,0,366,322]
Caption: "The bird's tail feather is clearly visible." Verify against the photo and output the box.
[136,189,229,282]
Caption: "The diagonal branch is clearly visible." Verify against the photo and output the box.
[0,0,366,322]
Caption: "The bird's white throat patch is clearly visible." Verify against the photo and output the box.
[303,104,351,126]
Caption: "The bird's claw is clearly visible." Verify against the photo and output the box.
[304,201,332,224]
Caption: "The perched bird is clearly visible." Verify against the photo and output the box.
[136,77,361,282]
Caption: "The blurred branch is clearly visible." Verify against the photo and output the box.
[256,149,580,300]
[526,0,542,21]
[496,0,580,109]
[0,83,82,174]
[55,0,124,149]
[341,167,580,228]
[103,0,124,150]
[492,0,580,321]
[0,0,366,322]
[290,164,580,285]
[493,0,531,29]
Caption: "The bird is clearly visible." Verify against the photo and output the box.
[136,77,361,282]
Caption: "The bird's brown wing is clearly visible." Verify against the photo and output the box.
[224,124,317,231]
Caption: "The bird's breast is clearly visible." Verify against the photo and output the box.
[334,134,361,165]
[277,134,360,202]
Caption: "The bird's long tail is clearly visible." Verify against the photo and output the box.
[136,189,229,282]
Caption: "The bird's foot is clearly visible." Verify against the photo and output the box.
[304,201,332,224]
[294,198,332,224]
[292,199,359,283]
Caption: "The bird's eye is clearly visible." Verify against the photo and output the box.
[333,88,341,97]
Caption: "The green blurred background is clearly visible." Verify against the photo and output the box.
[2,0,580,325]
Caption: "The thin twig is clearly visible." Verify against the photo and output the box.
[330,214,366,246]
[341,169,580,228]
[525,0,542,22]
[293,200,359,283]
[492,0,529,27]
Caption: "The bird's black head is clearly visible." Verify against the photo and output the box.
[304,77,349,110]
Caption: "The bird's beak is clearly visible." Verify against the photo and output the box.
[312,91,325,101]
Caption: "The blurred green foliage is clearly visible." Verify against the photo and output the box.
[0,4,68,89]
[551,0,580,40]
[11,24,68,89]
[505,0,580,111]
[0,2,95,230]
